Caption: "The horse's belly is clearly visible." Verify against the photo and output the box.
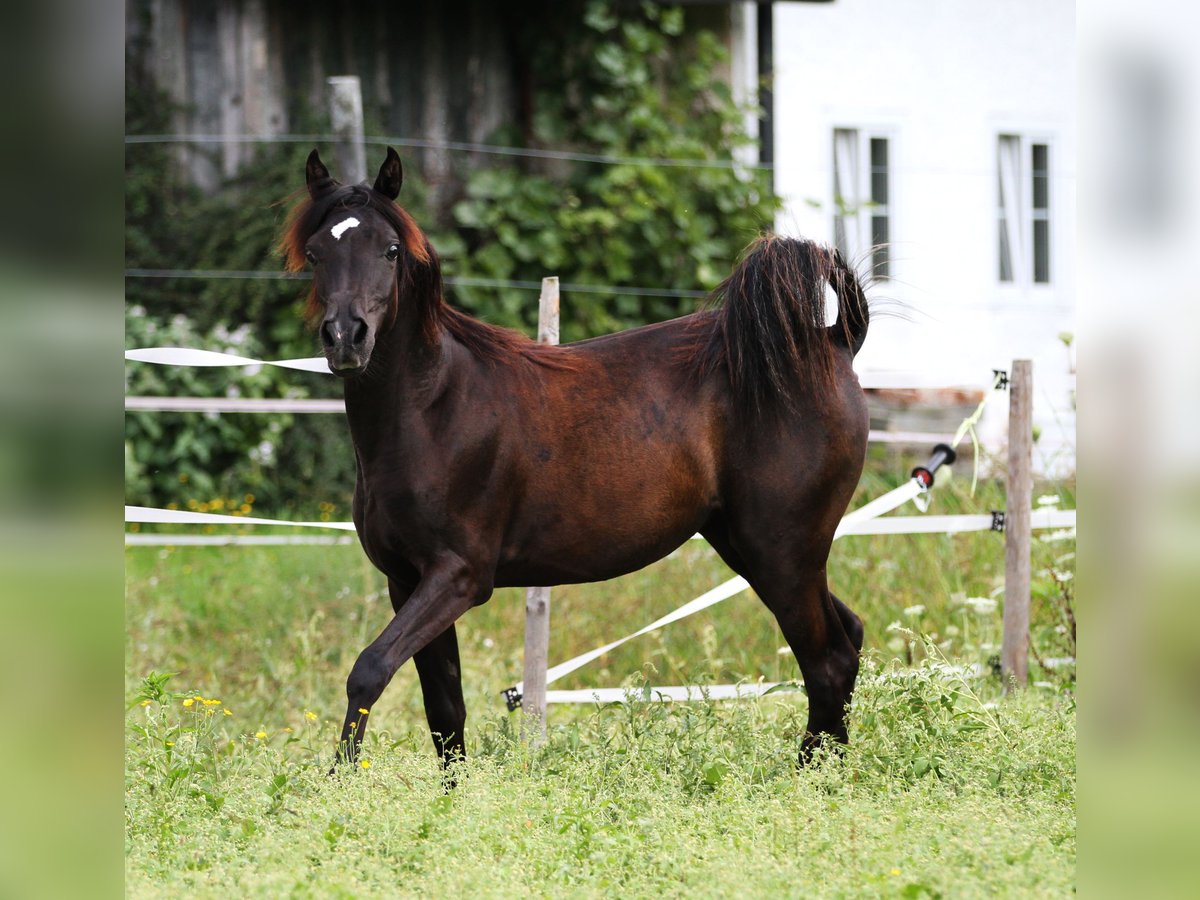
[494,485,712,586]
[493,523,698,587]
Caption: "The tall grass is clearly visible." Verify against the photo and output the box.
[125,472,1075,896]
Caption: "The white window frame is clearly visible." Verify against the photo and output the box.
[832,127,893,280]
[997,133,1054,287]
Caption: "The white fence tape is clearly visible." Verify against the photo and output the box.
[125,396,346,414]
[124,505,357,531]
[124,534,355,546]
[125,347,1011,392]
[125,348,331,373]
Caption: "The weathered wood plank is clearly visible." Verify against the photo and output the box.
[522,277,561,742]
[1003,359,1033,689]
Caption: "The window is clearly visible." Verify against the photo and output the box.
[998,135,1052,285]
[833,128,890,279]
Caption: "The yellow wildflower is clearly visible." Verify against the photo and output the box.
[223,709,233,716]
[358,708,369,715]
[890,869,901,877]
[140,699,152,707]
[360,760,371,770]
[255,731,267,740]
[182,698,194,708]
[284,727,293,733]
[304,710,318,722]
[165,741,174,747]
[349,722,357,729]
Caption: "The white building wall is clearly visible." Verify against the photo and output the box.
[769,0,1076,474]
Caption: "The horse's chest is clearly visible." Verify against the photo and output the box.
[353,482,435,576]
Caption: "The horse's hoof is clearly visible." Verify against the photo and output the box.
[798,732,848,767]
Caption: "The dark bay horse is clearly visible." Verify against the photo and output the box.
[281,148,871,767]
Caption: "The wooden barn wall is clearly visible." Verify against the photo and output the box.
[127,0,518,212]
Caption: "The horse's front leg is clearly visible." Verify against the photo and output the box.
[385,580,467,767]
[414,624,466,767]
[335,557,484,765]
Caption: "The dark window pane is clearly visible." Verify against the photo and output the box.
[1033,219,1050,282]
[1032,144,1049,210]
[871,215,889,279]
[870,138,888,203]
[871,170,888,205]
[871,137,888,168]
[999,216,1013,282]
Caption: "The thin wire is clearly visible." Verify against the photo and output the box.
[123,133,1078,180]
[124,132,771,172]
[124,268,709,300]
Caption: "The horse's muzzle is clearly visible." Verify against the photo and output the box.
[322,317,370,375]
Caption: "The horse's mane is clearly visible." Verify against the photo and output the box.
[279,183,572,368]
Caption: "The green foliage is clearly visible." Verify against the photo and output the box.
[125,73,360,516]
[124,306,301,512]
[125,2,776,512]
[448,0,778,340]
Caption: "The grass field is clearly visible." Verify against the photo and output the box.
[125,472,1076,896]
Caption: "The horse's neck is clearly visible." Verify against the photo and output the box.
[342,328,451,462]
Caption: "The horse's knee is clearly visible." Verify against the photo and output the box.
[346,649,390,706]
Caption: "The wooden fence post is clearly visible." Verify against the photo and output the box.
[1002,359,1033,690]
[522,277,560,741]
[326,76,366,185]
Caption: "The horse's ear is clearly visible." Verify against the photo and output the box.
[373,147,403,200]
[305,149,337,199]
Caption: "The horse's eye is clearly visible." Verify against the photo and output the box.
[385,243,400,261]
[305,250,318,265]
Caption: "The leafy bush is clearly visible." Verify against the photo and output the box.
[124,306,303,512]
[125,0,778,512]
[450,1,778,340]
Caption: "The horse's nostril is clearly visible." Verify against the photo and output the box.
[352,319,368,346]
[321,321,337,350]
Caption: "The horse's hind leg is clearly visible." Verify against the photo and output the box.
[413,624,466,767]
[769,585,861,759]
[701,521,861,758]
[763,570,861,759]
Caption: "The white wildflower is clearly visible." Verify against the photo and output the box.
[964,596,997,615]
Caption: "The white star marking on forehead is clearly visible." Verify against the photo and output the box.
[330,217,361,240]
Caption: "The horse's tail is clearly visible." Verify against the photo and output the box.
[700,235,870,414]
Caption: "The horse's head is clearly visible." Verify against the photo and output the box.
[286,147,438,377]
